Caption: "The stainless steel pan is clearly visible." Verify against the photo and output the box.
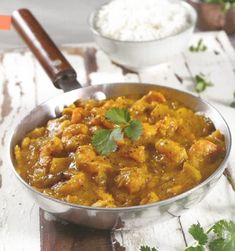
[8,9,232,230]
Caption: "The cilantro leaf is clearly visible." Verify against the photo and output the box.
[194,74,213,93]
[185,245,205,251]
[106,108,130,124]
[91,128,123,155]
[93,108,143,155]
[230,91,235,108]
[189,39,207,53]
[209,220,235,239]
[209,238,234,251]
[124,120,143,140]
[189,223,208,245]
[230,101,235,108]
[140,246,158,251]
[110,127,123,141]
[207,220,235,251]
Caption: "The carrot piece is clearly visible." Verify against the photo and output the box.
[71,108,83,124]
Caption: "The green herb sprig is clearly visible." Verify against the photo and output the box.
[92,108,142,155]
[139,219,235,251]
[189,39,207,53]
[230,92,235,108]
[140,246,159,251]
[194,74,213,93]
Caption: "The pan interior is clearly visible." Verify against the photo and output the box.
[8,83,232,210]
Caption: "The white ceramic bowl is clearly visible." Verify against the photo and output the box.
[88,1,197,71]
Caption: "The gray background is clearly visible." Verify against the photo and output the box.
[0,0,107,49]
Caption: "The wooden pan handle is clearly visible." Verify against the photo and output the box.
[12,9,81,90]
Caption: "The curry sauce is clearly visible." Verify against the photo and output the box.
[14,91,226,207]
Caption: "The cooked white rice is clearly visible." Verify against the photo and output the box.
[94,0,192,42]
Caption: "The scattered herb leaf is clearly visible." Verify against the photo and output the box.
[140,246,158,251]
[91,128,123,155]
[106,107,130,124]
[189,39,207,52]
[194,74,213,93]
[208,220,235,251]
[230,92,235,108]
[139,220,235,251]
[189,223,208,246]
[124,120,143,140]
[230,101,235,108]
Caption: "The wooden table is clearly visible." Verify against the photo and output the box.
[0,31,235,251]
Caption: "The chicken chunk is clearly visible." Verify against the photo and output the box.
[92,189,116,208]
[50,157,70,175]
[115,166,147,193]
[142,123,156,139]
[206,130,225,145]
[167,185,183,196]
[150,104,172,122]
[140,192,159,205]
[40,137,63,156]
[75,145,96,170]
[54,172,86,195]
[155,116,178,138]
[129,146,146,163]
[188,139,218,169]
[62,124,89,137]
[71,107,84,124]
[155,139,188,168]
[131,99,149,113]
[46,118,70,137]
[182,161,202,183]
[75,145,111,174]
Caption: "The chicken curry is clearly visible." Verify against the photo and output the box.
[14,90,226,208]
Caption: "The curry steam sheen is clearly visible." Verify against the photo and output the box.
[14,91,226,208]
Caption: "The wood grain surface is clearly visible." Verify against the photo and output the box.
[40,210,114,251]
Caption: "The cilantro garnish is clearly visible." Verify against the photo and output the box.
[189,223,208,246]
[92,108,142,155]
[124,120,142,140]
[194,74,213,93]
[230,92,235,108]
[92,128,123,155]
[138,220,235,251]
[208,220,235,251]
[189,39,207,53]
[230,101,235,108]
[106,107,130,124]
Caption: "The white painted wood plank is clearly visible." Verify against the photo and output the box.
[183,32,235,105]
[0,52,40,251]
[180,176,235,247]
[90,50,140,84]
[114,217,186,251]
